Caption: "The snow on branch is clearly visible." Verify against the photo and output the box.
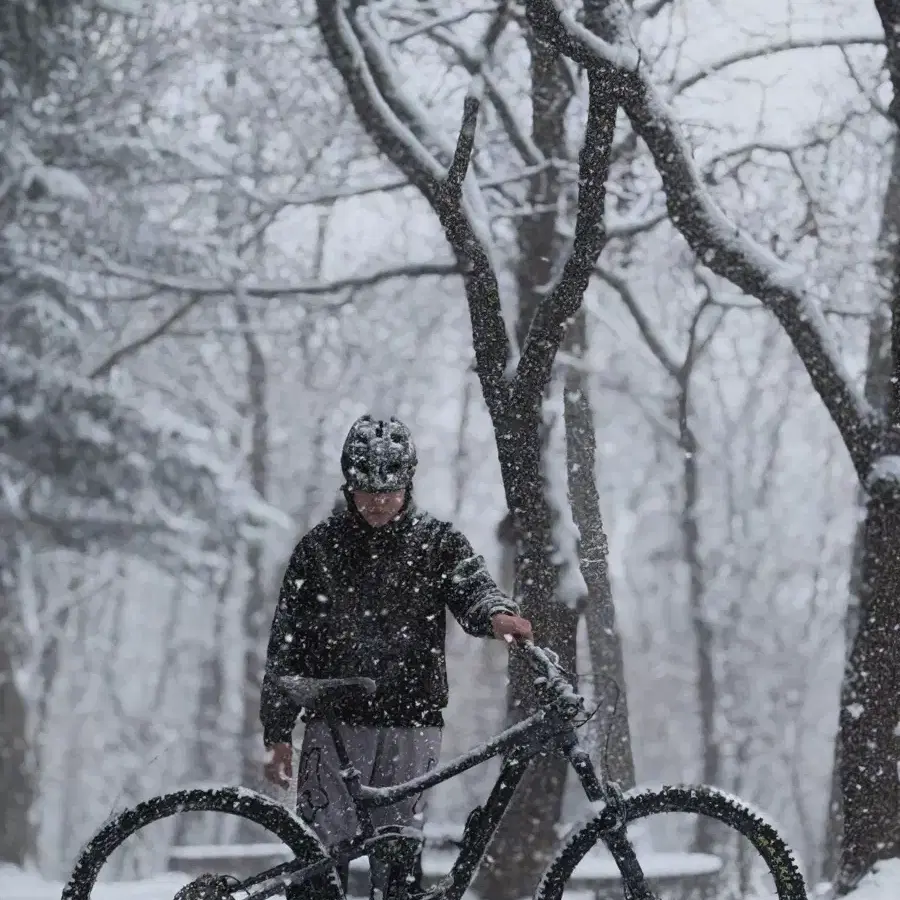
[0,346,285,550]
[315,0,512,404]
[527,0,880,478]
[867,454,900,488]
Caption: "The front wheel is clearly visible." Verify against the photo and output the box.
[534,784,807,900]
[61,786,344,900]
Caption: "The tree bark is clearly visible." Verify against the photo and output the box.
[837,478,900,890]
[525,0,900,886]
[0,541,34,866]
[474,27,575,900]
[676,366,720,851]
[834,5,900,877]
[821,144,898,884]
[564,310,635,788]
[239,301,271,796]
[314,5,620,896]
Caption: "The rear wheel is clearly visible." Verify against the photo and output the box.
[61,786,342,900]
[535,784,807,900]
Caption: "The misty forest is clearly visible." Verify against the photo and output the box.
[2,1,900,900]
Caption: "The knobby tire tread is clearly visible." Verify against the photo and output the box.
[60,786,341,900]
[535,783,807,900]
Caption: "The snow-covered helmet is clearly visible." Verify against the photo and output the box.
[341,415,418,493]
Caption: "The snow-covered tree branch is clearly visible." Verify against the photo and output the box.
[527,0,880,479]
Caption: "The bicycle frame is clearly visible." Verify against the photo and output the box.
[240,708,614,900]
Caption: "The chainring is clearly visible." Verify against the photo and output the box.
[173,873,241,900]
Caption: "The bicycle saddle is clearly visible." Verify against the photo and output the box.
[277,675,377,709]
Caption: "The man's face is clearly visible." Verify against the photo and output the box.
[352,490,406,527]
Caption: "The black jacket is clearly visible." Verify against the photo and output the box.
[260,500,518,744]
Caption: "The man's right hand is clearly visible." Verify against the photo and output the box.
[263,742,293,788]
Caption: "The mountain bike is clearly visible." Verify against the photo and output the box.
[61,641,807,900]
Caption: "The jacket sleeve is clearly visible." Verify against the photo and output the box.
[438,525,520,638]
[259,540,318,747]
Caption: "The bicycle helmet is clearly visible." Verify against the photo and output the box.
[341,415,418,493]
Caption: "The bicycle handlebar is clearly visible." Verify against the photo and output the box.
[279,641,584,719]
[514,639,586,718]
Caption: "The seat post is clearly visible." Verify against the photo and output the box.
[327,720,354,770]
[326,721,375,837]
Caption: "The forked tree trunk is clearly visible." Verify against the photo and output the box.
[315,4,621,896]
[474,27,577,900]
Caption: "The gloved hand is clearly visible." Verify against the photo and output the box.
[491,612,533,642]
[263,742,292,788]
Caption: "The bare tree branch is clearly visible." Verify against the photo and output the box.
[839,46,892,121]
[89,293,205,378]
[513,62,620,407]
[528,0,881,478]
[633,0,676,24]
[392,12,544,168]
[389,4,500,43]
[279,177,413,206]
[593,265,680,376]
[443,95,481,201]
[91,252,459,299]
[316,0,512,408]
[670,34,884,98]
[87,260,459,376]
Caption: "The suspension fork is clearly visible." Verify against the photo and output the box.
[563,736,655,900]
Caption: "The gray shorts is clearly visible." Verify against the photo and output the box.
[296,721,442,846]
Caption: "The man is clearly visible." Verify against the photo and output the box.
[259,414,532,900]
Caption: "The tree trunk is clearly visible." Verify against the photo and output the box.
[822,129,900,885]
[836,28,900,875]
[211,50,273,806]
[836,478,900,890]
[677,372,720,851]
[239,301,271,811]
[474,27,576,900]
[0,541,34,866]
[314,4,619,896]
[477,406,577,900]
[564,310,635,788]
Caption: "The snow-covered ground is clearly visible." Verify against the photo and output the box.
[819,861,900,900]
[1,867,192,900]
[5,859,900,900]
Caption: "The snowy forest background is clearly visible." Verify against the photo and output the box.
[2,0,899,898]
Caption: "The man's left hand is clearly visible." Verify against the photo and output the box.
[491,612,533,643]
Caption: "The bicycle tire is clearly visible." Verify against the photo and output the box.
[534,784,807,900]
[61,785,343,900]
